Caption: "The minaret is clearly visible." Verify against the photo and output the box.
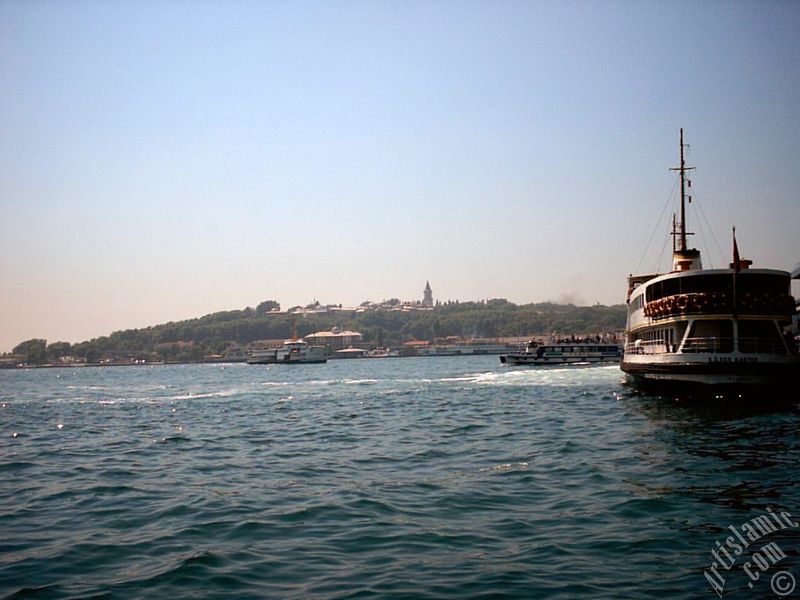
[423,281,433,307]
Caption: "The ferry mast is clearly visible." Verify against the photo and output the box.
[669,128,695,253]
[668,129,701,271]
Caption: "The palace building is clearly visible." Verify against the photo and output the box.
[305,327,363,351]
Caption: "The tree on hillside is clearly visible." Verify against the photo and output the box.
[13,339,48,364]
[47,341,72,360]
[256,300,281,314]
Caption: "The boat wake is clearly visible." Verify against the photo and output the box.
[439,364,621,388]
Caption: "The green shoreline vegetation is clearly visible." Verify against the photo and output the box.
[4,299,626,367]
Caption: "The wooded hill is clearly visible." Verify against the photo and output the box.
[10,299,627,364]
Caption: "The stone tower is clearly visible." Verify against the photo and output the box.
[423,281,433,307]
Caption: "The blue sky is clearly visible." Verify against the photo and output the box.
[1,1,799,351]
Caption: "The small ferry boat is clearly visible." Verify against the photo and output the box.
[248,325,329,364]
[332,347,368,359]
[274,338,328,364]
[621,129,799,392]
[500,340,621,366]
[246,348,277,365]
[419,343,513,356]
[366,347,401,358]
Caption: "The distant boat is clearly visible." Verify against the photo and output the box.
[500,340,621,366]
[366,347,401,358]
[273,339,328,364]
[247,348,278,365]
[249,319,329,364]
[333,347,368,359]
[418,343,512,356]
[621,129,800,391]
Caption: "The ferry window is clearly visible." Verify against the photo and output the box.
[738,273,788,295]
[686,320,733,353]
[690,320,733,337]
[665,279,680,297]
[738,320,779,338]
[738,320,783,354]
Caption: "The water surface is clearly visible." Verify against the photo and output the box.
[2,358,798,598]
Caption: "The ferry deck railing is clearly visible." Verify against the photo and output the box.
[626,336,787,355]
[737,336,787,354]
[680,337,734,354]
[624,340,678,355]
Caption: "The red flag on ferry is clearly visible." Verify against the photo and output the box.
[733,227,741,272]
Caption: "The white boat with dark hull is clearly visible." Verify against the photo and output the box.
[249,338,329,364]
[420,343,512,357]
[247,348,278,365]
[366,347,401,358]
[500,340,621,366]
[274,339,328,364]
[621,130,799,392]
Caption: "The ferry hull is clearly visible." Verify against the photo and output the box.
[621,358,796,387]
[281,358,327,364]
[247,357,277,365]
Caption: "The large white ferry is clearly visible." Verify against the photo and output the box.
[621,130,799,391]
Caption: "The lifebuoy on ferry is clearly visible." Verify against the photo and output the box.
[707,292,719,311]
[646,298,666,318]
[716,292,728,311]
[675,294,689,312]
[692,293,705,311]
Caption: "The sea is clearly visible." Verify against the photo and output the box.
[1,357,799,599]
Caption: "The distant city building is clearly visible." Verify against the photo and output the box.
[423,281,434,307]
[305,327,364,350]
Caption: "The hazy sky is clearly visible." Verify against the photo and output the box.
[2,1,799,351]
